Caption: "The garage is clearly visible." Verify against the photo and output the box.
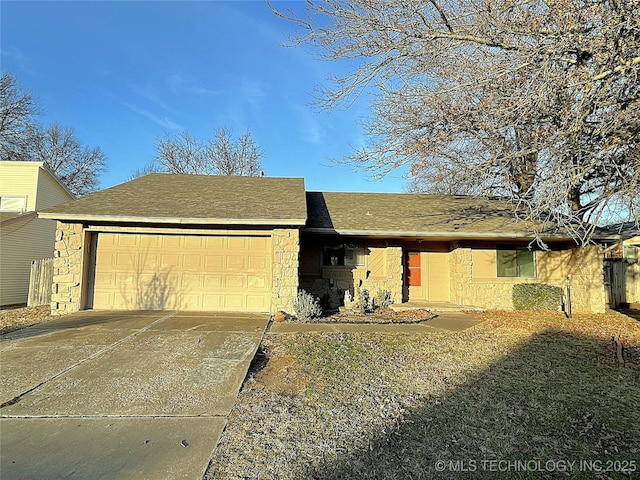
[39,174,306,315]
[90,232,272,312]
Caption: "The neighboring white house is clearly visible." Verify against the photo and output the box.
[0,161,75,306]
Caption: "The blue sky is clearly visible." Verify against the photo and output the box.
[1,0,408,193]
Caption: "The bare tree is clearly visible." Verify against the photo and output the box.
[0,72,38,160]
[153,128,263,176]
[272,0,640,242]
[127,161,161,181]
[30,123,106,196]
[0,72,107,196]
[155,131,206,174]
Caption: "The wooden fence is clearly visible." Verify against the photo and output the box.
[604,258,639,308]
[27,257,54,307]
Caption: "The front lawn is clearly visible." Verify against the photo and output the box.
[207,311,640,479]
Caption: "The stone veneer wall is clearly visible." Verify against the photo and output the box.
[301,245,404,310]
[360,246,403,304]
[449,244,606,313]
[51,221,85,315]
[557,245,606,313]
[271,228,300,313]
[449,246,473,306]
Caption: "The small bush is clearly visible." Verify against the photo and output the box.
[293,289,323,322]
[353,286,372,313]
[513,283,563,311]
[373,289,394,309]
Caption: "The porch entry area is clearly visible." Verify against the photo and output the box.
[405,250,451,303]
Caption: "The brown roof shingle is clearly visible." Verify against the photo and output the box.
[40,174,307,226]
[305,191,563,239]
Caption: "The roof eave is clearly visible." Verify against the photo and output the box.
[302,227,599,241]
[37,212,306,227]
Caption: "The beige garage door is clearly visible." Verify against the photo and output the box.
[91,233,271,312]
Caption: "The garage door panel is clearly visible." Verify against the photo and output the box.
[247,295,268,310]
[115,253,137,267]
[143,254,161,268]
[183,254,203,269]
[184,236,205,248]
[161,254,179,268]
[117,234,138,247]
[94,271,114,287]
[224,295,244,309]
[162,236,182,248]
[203,275,223,288]
[181,274,203,288]
[202,294,224,310]
[250,237,269,250]
[92,233,271,312]
[225,275,245,288]
[114,272,136,287]
[248,275,267,288]
[228,237,247,249]
[248,256,268,270]
[139,235,160,247]
[205,255,224,268]
[93,292,113,308]
[205,237,225,249]
[181,294,203,310]
[227,256,246,269]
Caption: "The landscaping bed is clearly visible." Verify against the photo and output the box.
[0,305,51,335]
[207,310,640,479]
[321,307,437,324]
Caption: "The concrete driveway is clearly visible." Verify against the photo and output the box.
[0,310,270,480]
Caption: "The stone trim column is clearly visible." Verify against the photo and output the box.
[271,228,300,313]
[51,221,84,315]
[450,247,472,306]
[567,245,606,313]
[385,246,403,304]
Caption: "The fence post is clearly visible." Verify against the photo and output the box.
[564,275,572,319]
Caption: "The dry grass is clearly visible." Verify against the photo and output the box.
[473,310,640,368]
[0,305,51,334]
[207,311,640,479]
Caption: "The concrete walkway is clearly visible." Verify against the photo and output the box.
[0,310,269,480]
[268,311,482,334]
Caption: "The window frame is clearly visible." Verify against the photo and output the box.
[496,246,537,278]
[322,243,366,267]
[0,196,27,212]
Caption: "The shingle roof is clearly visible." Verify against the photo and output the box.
[305,191,566,239]
[601,222,640,239]
[40,174,307,226]
[39,174,619,240]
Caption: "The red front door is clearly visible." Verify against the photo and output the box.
[407,251,421,286]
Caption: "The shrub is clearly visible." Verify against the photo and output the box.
[353,286,372,313]
[293,289,323,322]
[373,289,394,309]
[512,283,563,311]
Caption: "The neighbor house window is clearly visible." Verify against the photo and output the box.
[0,196,27,212]
[323,244,365,266]
[497,247,536,277]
